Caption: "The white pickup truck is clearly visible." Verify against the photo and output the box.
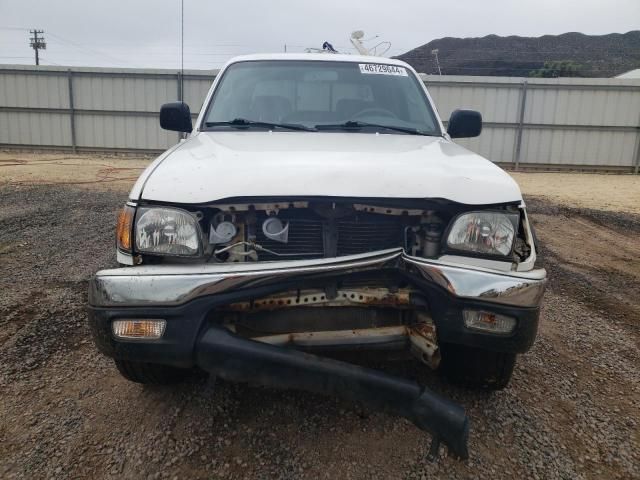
[88,54,546,459]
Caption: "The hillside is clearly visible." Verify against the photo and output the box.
[396,31,640,77]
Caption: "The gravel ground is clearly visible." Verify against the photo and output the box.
[0,181,639,479]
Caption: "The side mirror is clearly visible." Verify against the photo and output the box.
[160,102,193,133]
[447,109,482,138]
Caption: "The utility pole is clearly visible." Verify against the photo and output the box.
[29,29,46,66]
[431,49,442,76]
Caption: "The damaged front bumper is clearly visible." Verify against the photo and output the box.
[89,248,546,355]
[88,248,546,459]
[90,248,545,308]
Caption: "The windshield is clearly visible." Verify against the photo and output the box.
[202,60,441,136]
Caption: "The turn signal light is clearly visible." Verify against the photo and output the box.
[463,310,516,335]
[116,205,135,252]
[112,319,166,339]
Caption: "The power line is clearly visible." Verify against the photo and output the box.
[39,56,63,66]
[45,31,130,66]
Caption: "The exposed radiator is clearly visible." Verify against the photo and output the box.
[337,219,403,255]
[255,213,404,260]
[256,218,324,260]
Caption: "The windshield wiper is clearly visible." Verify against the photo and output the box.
[315,120,436,136]
[205,118,315,132]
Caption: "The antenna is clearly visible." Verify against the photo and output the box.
[370,41,391,56]
[180,0,184,100]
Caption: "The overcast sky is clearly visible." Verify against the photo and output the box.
[1,0,638,70]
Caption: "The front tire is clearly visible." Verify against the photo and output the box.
[114,359,190,385]
[439,343,516,390]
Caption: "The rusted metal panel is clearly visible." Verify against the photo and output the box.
[222,288,412,312]
[252,325,408,347]
[407,320,440,369]
[251,321,441,368]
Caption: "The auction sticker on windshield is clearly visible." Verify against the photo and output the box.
[359,64,408,76]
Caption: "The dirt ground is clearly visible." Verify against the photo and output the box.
[511,171,640,214]
[0,152,639,479]
[0,151,150,192]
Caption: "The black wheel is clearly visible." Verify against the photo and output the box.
[439,343,516,390]
[114,359,190,385]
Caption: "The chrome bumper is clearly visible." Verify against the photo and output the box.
[89,249,546,308]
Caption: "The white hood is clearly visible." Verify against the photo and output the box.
[132,132,522,205]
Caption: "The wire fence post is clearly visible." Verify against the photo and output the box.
[633,131,640,175]
[512,79,528,170]
[67,69,77,153]
[634,111,640,174]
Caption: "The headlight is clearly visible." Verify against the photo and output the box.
[135,207,202,256]
[447,211,518,257]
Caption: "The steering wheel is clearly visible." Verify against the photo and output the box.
[351,108,398,120]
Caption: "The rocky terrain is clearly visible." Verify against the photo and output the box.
[397,31,640,77]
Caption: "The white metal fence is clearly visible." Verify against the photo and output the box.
[423,75,640,173]
[0,65,214,152]
[1,65,639,172]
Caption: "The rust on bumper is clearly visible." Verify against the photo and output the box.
[220,287,412,311]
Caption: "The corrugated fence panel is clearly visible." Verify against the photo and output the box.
[525,83,640,127]
[0,65,639,170]
[519,79,640,167]
[422,75,523,123]
[520,129,637,167]
[184,76,216,115]
[455,126,517,164]
[0,111,71,146]
[0,70,69,108]
[72,74,178,112]
[75,114,175,150]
